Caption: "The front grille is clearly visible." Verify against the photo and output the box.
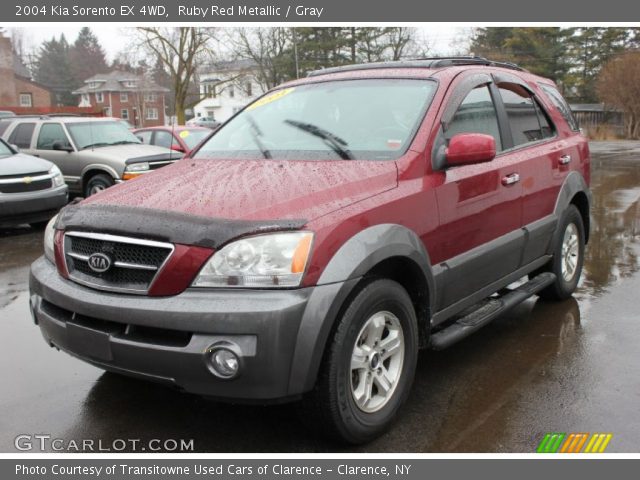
[0,177,52,193]
[64,232,174,294]
[148,160,177,171]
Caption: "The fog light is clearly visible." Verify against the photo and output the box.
[206,346,240,379]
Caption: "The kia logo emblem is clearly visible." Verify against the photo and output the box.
[87,252,112,273]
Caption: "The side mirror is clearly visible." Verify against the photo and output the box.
[170,144,185,153]
[10,144,19,151]
[136,135,145,142]
[446,133,496,167]
[52,141,72,152]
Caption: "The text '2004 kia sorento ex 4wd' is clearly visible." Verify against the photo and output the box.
[29,57,590,444]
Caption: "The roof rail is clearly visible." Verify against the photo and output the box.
[307,56,526,77]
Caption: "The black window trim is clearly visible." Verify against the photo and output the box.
[491,80,559,156]
[537,82,580,132]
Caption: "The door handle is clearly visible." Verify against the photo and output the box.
[501,173,520,186]
[559,154,571,165]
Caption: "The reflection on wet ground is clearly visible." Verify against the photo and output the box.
[0,142,639,452]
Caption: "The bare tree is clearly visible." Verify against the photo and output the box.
[227,28,292,91]
[136,27,214,123]
[597,51,640,138]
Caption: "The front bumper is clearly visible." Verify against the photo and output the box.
[29,256,343,402]
[0,185,68,225]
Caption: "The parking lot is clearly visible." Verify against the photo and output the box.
[0,141,639,453]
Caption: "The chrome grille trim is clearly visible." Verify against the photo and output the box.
[63,231,174,295]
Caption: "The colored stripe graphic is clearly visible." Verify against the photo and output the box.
[537,433,565,453]
[538,433,613,453]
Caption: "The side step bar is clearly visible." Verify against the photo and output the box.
[429,272,556,350]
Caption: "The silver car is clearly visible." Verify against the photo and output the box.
[0,138,68,227]
[1,117,181,197]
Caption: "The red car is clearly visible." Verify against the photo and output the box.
[133,125,213,155]
[30,57,590,443]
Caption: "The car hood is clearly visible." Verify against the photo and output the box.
[78,144,180,163]
[0,152,53,176]
[83,158,398,222]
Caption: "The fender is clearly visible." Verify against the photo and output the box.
[81,164,120,183]
[550,170,592,249]
[287,224,434,394]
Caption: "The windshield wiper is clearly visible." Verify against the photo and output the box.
[109,140,141,146]
[246,115,272,159]
[284,119,354,160]
[80,142,110,150]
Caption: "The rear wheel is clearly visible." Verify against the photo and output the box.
[303,279,419,444]
[537,205,585,300]
[85,173,114,197]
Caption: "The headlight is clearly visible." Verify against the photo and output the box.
[123,162,150,180]
[44,214,58,263]
[49,165,65,187]
[125,162,150,173]
[192,232,314,288]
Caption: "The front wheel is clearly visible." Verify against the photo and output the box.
[84,173,114,197]
[537,205,585,300]
[303,279,419,444]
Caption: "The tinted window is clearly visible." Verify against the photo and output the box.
[498,84,554,146]
[0,120,13,136]
[37,123,71,150]
[446,85,502,151]
[8,123,35,149]
[153,130,176,149]
[539,83,579,131]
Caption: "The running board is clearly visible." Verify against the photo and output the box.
[429,272,556,350]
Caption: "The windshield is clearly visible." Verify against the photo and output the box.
[0,140,14,157]
[194,79,436,161]
[66,121,142,150]
[180,129,211,149]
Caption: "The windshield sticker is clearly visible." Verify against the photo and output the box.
[246,88,295,111]
[179,130,190,138]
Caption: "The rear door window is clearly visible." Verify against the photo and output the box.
[8,122,35,149]
[498,84,554,146]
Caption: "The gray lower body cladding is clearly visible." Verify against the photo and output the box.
[29,256,342,402]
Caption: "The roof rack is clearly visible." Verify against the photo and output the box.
[307,56,526,77]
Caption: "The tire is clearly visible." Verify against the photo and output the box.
[536,205,585,300]
[302,279,419,444]
[84,173,114,197]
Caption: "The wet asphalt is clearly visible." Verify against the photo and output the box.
[0,141,639,453]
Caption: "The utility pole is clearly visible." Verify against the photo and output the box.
[293,28,300,79]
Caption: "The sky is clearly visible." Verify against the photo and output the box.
[11,25,468,63]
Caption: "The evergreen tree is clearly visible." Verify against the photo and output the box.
[33,34,76,106]
[69,27,108,86]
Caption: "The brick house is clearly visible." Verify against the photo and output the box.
[72,71,169,127]
[0,36,52,109]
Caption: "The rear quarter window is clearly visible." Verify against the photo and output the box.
[538,83,580,131]
[8,122,35,149]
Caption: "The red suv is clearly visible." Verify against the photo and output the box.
[29,57,590,444]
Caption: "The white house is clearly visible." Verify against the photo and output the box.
[193,59,263,122]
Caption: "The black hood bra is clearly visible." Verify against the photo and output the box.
[55,203,306,249]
